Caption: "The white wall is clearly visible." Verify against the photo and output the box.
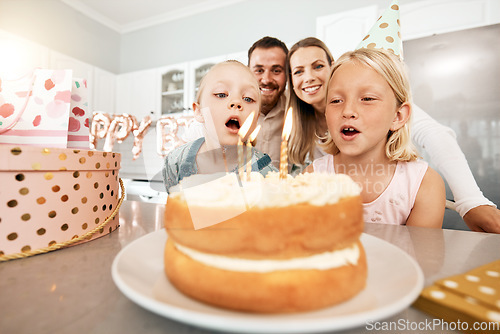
[119,0,419,73]
[4,0,496,74]
[0,0,429,74]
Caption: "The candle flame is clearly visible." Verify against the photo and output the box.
[248,125,261,143]
[282,107,293,140]
[238,111,255,139]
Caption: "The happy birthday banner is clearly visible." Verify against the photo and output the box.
[90,111,195,159]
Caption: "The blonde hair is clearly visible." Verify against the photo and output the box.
[322,48,419,161]
[195,60,260,105]
[287,37,334,165]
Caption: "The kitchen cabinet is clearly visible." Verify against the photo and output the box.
[186,55,226,105]
[49,50,119,117]
[316,0,500,58]
[400,0,500,40]
[115,68,158,118]
[158,63,189,115]
[109,50,250,119]
[93,67,116,113]
[316,5,377,60]
[158,52,247,118]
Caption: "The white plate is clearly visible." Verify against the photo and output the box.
[112,230,423,333]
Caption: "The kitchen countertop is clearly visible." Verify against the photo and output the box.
[1,200,499,334]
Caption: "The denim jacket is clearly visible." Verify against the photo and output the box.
[163,137,277,193]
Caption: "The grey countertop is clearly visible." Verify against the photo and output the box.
[1,200,499,334]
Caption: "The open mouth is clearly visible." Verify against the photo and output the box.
[225,118,241,131]
[341,127,360,136]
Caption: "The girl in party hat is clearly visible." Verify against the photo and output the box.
[305,0,446,226]
[307,47,445,226]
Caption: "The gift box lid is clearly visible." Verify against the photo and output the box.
[0,144,120,172]
[413,260,500,326]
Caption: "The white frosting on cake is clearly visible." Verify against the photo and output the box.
[171,171,361,208]
[174,241,360,273]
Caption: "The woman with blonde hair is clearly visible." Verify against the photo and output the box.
[286,36,500,232]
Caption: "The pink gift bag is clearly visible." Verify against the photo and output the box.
[0,69,73,148]
[67,78,90,149]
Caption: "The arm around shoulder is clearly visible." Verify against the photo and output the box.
[463,205,500,233]
[406,166,446,228]
[411,105,494,217]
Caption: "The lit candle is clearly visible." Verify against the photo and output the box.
[280,107,293,179]
[237,111,255,181]
[246,125,261,180]
[237,137,243,180]
[221,146,229,173]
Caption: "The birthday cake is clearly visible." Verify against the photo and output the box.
[163,171,366,313]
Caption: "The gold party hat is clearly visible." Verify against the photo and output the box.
[357,0,403,59]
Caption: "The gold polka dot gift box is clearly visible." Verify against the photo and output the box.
[0,144,123,261]
[413,260,500,333]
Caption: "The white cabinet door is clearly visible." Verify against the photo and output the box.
[401,0,500,40]
[0,29,49,78]
[158,62,189,115]
[93,67,116,113]
[186,55,226,108]
[116,69,158,118]
[317,0,500,54]
[316,5,377,60]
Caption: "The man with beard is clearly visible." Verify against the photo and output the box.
[245,36,500,233]
[247,36,289,168]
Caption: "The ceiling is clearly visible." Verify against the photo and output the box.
[61,0,247,33]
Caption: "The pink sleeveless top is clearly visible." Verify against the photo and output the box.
[312,155,428,225]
